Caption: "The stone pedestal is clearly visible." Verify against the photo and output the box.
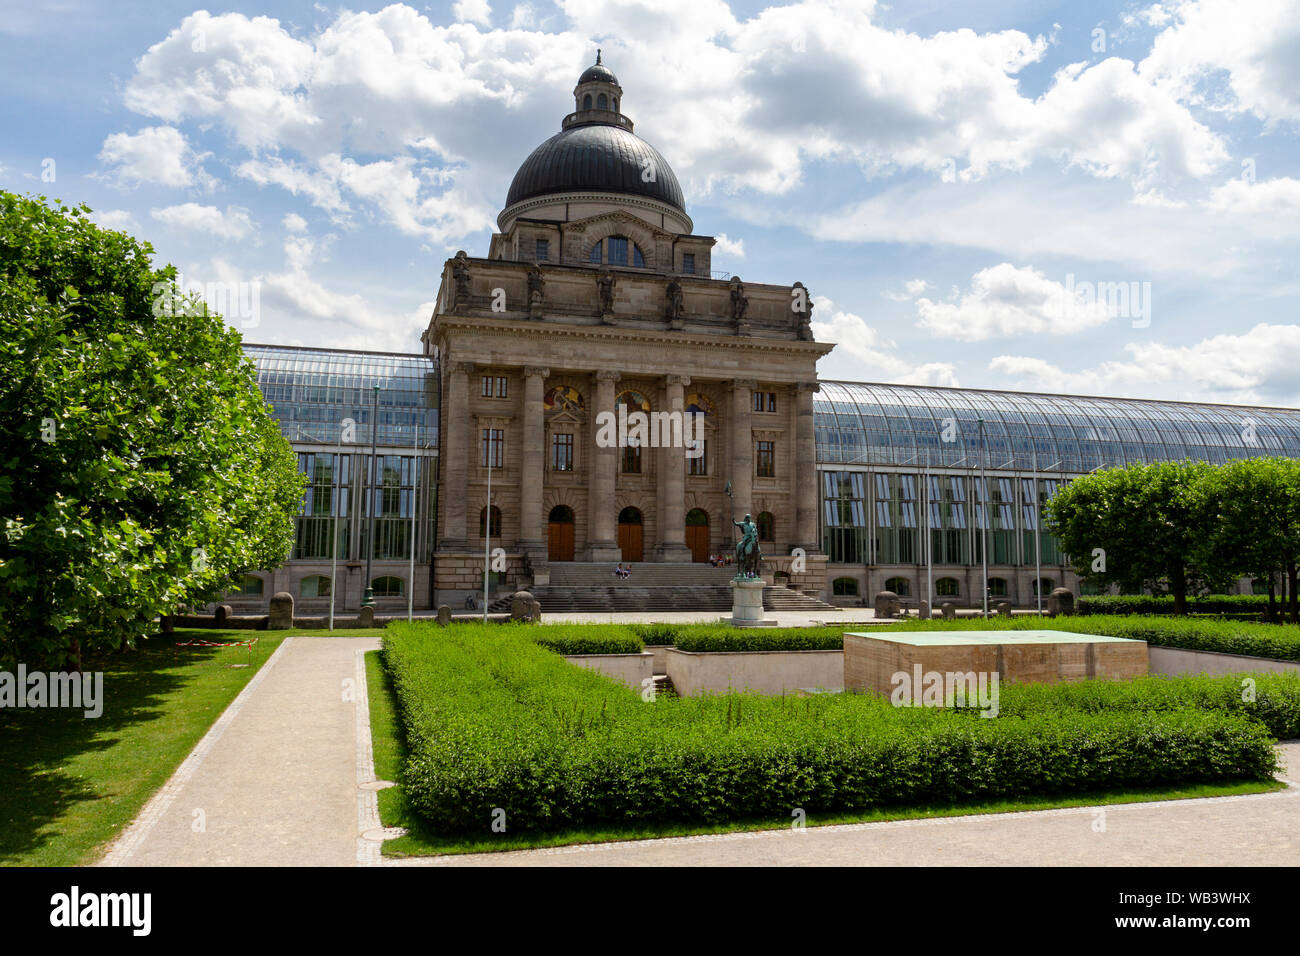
[268,592,294,630]
[730,578,776,627]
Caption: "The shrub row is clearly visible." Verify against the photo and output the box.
[531,627,644,656]
[1078,595,1270,616]
[882,614,1300,663]
[383,623,1280,834]
[671,625,845,652]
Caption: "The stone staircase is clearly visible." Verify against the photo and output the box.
[482,562,834,613]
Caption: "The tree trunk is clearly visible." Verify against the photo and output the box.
[1171,565,1187,616]
[1267,574,1277,623]
[1290,562,1298,625]
[70,637,82,674]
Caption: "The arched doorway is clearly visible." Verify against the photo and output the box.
[686,508,709,563]
[617,507,643,562]
[547,505,575,561]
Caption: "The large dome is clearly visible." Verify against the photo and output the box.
[504,124,687,213]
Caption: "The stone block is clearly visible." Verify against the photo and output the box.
[940,601,956,619]
[437,605,452,626]
[268,592,294,630]
[1047,587,1075,617]
[874,590,900,619]
[357,605,375,628]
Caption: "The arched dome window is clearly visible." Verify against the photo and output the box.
[590,235,646,267]
[597,93,608,110]
[583,94,592,110]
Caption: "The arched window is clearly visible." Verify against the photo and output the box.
[237,574,264,596]
[936,577,960,597]
[988,577,1008,597]
[612,97,618,112]
[833,577,859,596]
[583,93,592,110]
[372,576,403,597]
[597,93,608,109]
[757,511,774,541]
[301,575,331,598]
[479,506,502,538]
[1031,578,1055,596]
[590,236,647,267]
[884,576,910,596]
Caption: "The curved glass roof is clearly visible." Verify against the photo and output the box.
[815,381,1300,473]
[245,344,437,449]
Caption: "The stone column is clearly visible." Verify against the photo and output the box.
[518,366,550,557]
[439,361,472,548]
[796,381,820,552]
[657,374,692,561]
[730,379,756,525]
[587,369,621,561]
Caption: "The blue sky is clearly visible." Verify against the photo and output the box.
[3,0,1298,404]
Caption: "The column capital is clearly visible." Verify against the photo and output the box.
[523,365,551,380]
[595,369,621,383]
[665,374,691,387]
[796,381,821,394]
[733,378,758,391]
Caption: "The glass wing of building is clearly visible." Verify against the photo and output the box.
[815,381,1300,473]
[244,343,438,448]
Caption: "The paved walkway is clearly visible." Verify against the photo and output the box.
[100,635,381,867]
[101,635,1299,867]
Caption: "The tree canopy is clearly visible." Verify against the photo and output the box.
[0,192,304,668]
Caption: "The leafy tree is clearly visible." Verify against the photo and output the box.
[0,192,304,669]
[1045,461,1215,615]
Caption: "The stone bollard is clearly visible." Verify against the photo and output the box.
[357,605,375,628]
[436,605,452,626]
[995,600,1012,617]
[918,599,930,620]
[214,604,233,627]
[530,598,542,622]
[1047,587,1075,617]
[510,590,535,622]
[940,602,956,620]
[268,592,294,630]
[873,590,900,619]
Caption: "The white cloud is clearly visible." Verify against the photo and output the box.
[453,0,492,27]
[151,203,256,240]
[509,2,537,29]
[282,212,308,232]
[991,323,1300,404]
[236,158,349,215]
[88,208,140,233]
[1204,176,1300,216]
[884,278,930,301]
[812,295,960,386]
[713,232,745,257]
[915,263,1118,341]
[97,126,211,189]
[1140,0,1300,125]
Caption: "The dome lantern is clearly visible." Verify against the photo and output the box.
[567,49,629,131]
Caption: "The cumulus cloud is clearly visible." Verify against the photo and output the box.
[991,323,1300,404]
[151,203,256,240]
[812,295,959,386]
[915,263,1121,341]
[97,126,211,189]
[453,0,492,26]
[1203,176,1300,216]
[713,232,745,258]
[88,208,140,232]
[1140,0,1300,125]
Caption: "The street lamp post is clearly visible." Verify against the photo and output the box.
[362,384,379,609]
[483,435,492,623]
[408,422,420,623]
[978,417,989,618]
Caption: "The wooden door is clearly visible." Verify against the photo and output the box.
[547,509,574,562]
[686,525,710,563]
[618,522,643,562]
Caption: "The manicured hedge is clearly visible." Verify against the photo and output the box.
[881,615,1300,663]
[532,627,643,656]
[383,623,1280,834]
[672,625,845,652]
[1078,595,1270,616]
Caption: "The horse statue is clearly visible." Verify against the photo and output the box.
[732,513,761,578]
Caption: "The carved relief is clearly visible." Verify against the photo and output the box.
[729,276,750,335]
[527,266,546,319]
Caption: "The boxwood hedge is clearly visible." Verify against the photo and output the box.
[1078,595,1270,616]
[383,623,1280,834]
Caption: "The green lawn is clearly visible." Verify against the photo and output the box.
[362,649,1284,858]
[0,626,385,866]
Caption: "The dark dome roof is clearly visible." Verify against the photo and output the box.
[578,62,619,85]
[505,124,686,212]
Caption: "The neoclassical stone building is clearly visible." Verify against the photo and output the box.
[424,55,833,603]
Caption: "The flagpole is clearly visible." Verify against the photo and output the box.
[483,437,492,623]
[408,422,419,623]
[1034,447,1043,616]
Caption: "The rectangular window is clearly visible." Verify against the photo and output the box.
[551,433,573,471]
[753,391,777,412]
[756,440,775,477]
[621,444,642,474]
[688,440,708,476]
[480,375,493,397]
[495,376,508,398]
[481,428,503,468]
[767,392,777,412]
[682,253,695,274]
[753,391,764,412]
[535,238,549,261]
